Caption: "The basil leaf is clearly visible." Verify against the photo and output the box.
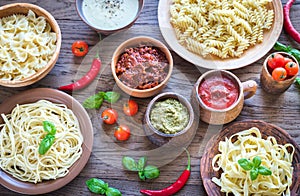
[258,166,272,176]
[104,92,120,103]
[43,121,56,135]
[38,134,55,155]
[250,168,259,181]
[122,156,138,171]
[137,157,146,171]
[144,165,160,180]
[106,187,122,196]
[238,158,253,171]
[252,156,261,168]
[138,171,146,181]
[273,42,288,52]
[83,92,105,109]
[86,178,108,194]
[290,48,300,62]
[295,77,300,86]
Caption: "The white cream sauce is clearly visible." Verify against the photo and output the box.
[82,0,139,30]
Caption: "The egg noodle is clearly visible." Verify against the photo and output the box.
[0,100,83,183]
[212,127,294,196]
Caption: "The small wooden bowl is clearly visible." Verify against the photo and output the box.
[0,3,61,87]
[200,120,300,196]
[260,52,299,94]
[75,0,144,35]
[111,36,173,98]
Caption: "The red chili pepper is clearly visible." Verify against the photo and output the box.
[283,0,300,44]
[58,54,101,91]
[140,149,191,196]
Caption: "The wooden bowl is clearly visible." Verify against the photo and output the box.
[260,52,299,94]
[200,120,300,196]
[144,92,194,137]
[75,0,144,35]
[111,36,173,98]
[0,3,61,87]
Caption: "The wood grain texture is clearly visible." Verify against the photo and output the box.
[0,0,300,196]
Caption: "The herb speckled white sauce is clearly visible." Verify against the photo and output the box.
[82,0,139,30]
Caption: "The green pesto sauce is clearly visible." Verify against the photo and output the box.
[150,98,189,134]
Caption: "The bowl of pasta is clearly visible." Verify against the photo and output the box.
[0,88,93,194]
[0,3,61,87]
[200,120,300,196]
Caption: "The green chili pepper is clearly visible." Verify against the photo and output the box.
[38,134,55,155]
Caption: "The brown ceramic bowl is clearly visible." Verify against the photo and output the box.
[144,92,194,137]
[0,3,61,87]
[200,120,300,196]
[0,88,93,195]
[111,36,173,98]
[75,0,144,35]
[260,52,299,94]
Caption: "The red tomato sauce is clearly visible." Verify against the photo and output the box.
[198,75,239,110]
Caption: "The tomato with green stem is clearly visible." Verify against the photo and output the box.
[114,124,130,141]
[101,108,118,125]
[272,67,287,81]
[285,62,299,76]
[267,53,286,69]
[72,41,89,57]
[123,100,138,116]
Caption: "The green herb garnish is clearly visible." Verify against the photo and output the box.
[38,121,56,155]
[122,156,160,181]
[238,156,272,181]
[83,91,120,109]
[86,178,122,196]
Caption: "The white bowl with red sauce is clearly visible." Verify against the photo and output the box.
[111,36,173,98]
[193,70,257,125]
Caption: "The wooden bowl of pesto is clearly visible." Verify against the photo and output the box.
[144,92,194,139]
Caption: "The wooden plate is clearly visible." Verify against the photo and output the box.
[200,120,300,196]
[158,0,283,70]
[0,88,93,195]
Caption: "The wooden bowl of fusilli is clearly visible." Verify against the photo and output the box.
[0,3,61,87]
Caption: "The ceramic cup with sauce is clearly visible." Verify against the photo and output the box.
[260,52,299,94]
[193,70,257,125]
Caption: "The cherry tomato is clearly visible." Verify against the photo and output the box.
[114,124,130,141]
[72,41,88,57]
[123,100,138,116]
[285,62,299,76]
[101,108,118,125]
[283,57,293,66]
[267,53,286,69]
[272,67,287,81]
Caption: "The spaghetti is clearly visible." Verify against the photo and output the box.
[0,100,83,183]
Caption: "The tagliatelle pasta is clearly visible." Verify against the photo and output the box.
[170,0,274,59]
[212,127,294,196]
[0,100,83,183]
[0,10,57,81]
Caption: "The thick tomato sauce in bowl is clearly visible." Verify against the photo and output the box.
[198,74,240,110]
[111,36,173,98]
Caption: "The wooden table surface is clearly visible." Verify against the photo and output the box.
[0,0,300,195]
